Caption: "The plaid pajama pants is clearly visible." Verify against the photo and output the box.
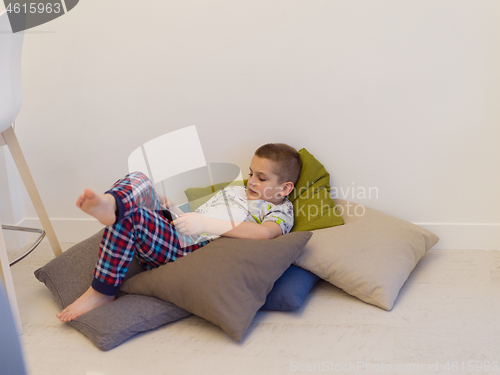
[91,172,207,296]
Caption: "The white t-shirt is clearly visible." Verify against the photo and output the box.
[180,186,294,246]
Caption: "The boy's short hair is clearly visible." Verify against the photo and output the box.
[255,143,302,185]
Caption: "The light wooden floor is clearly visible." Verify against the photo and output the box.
[9,242,500,375]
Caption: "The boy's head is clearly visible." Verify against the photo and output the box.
[247,143,302,204]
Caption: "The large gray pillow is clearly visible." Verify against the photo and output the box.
[34,230,191,351]
[121,232,312,341]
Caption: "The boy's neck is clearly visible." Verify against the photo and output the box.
[267,197,286,205]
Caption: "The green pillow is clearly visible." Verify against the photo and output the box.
[288,149,344,231]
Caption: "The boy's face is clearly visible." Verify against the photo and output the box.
[247,155,293,204]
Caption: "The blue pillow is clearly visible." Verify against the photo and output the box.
[260,265,320,311]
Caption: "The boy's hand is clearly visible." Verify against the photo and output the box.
[173,212,209,236]
[157,194,167,207]
[157,194,175,209]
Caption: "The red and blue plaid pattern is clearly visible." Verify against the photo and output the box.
[91,172,207,296]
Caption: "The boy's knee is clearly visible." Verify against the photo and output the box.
[128,171,153,185]
[128,171,148,179]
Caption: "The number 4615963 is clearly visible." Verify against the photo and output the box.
[6,2,62,14]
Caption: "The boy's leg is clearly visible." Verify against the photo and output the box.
[58,207,204,322]
[57,172,160,321]
[93,206,205,295]
[58,172,205,321]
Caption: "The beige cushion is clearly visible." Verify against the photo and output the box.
[121,231,312,341]
[294,199,439,310]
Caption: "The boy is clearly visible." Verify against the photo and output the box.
[57,143,302,322]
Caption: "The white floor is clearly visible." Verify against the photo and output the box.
[9,242,500,375]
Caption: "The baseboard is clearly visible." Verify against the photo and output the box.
[415,223,500,250]
[13,219,500,250]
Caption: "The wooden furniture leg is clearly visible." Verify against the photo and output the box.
[0,218,22,335]
[1,126,62,257]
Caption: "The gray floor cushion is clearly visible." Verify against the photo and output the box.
[34,230,192,351]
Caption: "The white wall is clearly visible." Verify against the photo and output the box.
[2,0,499,248]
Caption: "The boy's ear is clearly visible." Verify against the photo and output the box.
[281,182,294,197]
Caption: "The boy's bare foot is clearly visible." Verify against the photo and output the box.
[76,189,117,226]
[56,287,115,322]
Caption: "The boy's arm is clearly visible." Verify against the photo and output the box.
[218,221,282,240]
[173,213,282,240]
